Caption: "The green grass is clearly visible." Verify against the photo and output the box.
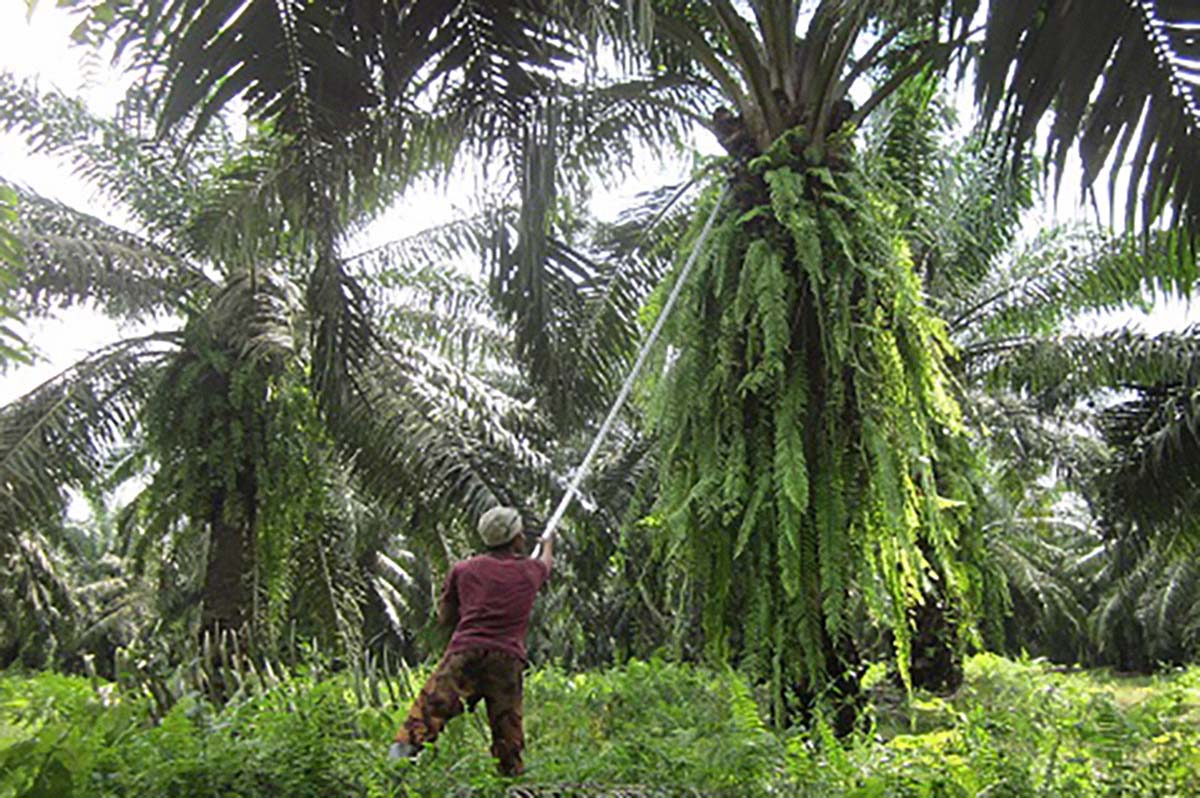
[2,654,1200,797]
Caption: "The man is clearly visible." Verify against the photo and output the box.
[389,506,555,777]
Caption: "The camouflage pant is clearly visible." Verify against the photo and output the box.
[394,647,526,776]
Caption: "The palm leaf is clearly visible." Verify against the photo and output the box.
[971,327,1200,405]
[0,72,227,238]
[978,0,1200,240]
[0,333,176,533]
[8,185,212,320]
[0,185,30,368]
[1099,372,1200,535]
[349,229,512,368]
[326,339,551,544]
[952,227,1195,343]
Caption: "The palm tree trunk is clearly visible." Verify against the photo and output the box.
[906,592,964,694]
[793,631,864,737]
[201,487,255,638]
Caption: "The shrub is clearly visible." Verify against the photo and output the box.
[783,654,1200,798]
[3,655,1200,798]
[0,659,783,797]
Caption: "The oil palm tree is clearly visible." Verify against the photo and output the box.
[895,109,1200,671]
[623,0,1200,720]
[965,324,1200,671]
[0,75,553,659]
[630,3,989,722]
[871,67,1200,669]
[967,329,1200,622]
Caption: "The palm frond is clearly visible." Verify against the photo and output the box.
[539,73,713,198]
[73,0,587,148]
[305,253,547,548]
[494,178,700,426]
[0,72,224,238]
[492,232,636,425]
[181,110,435,268]
[1136,550,1200,662]
[8,185,212,320]
[325,341,550,547]
[1098,376,1200,535]
[350,231,512,368]
[967,391,1104,488]
[979,0,1200,241]
[0,185,30,368]
[370,544,435,654]
[952,227,1195,342]
[969,327,1200,407]
[0,527,80,667]
[0,333,176,534]
[986,527,1094,661]
[860,77,1036,304]
[208,272,301,366]
[68,1,695,250]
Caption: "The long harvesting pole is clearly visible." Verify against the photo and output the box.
[536,188,728,549]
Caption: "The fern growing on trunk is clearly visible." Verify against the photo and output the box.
[651,131,977,722]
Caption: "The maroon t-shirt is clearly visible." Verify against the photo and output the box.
[442,552,550,663]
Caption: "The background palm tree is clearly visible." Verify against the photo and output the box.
[0,63,700,675]
[0,75,557,668]
[869,65,1200,666]
[878,81,1200,672]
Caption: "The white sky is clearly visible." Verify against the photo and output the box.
[1,0,1196,407]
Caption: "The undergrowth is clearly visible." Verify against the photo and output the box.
[2,654,1199,797]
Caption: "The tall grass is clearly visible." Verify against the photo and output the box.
[2,654,1199,797]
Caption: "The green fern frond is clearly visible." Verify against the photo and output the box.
[651,154,975,709]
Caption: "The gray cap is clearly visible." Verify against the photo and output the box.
[478,506,523,548]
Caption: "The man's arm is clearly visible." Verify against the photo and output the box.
[437,567,459,628]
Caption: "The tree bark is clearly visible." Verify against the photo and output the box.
[201,489,253,638]
[907,593,964,694]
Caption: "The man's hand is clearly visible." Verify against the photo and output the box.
[388,741,416,760]
[538,529,556,573]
